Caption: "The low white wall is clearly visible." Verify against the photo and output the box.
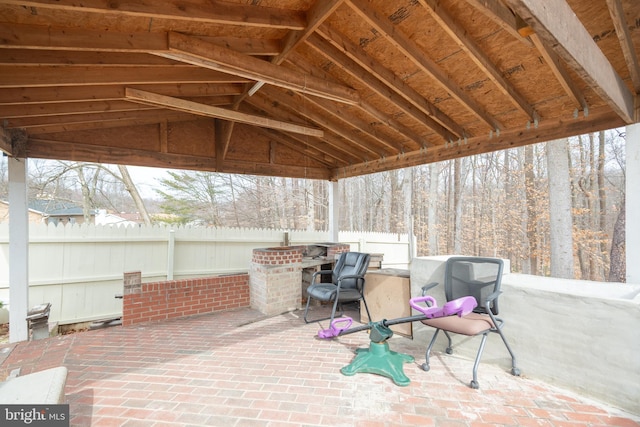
[410,256,640,417]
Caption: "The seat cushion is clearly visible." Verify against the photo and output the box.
[421,313,494,336]
[307,283,361,301]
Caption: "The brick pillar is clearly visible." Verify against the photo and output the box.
[250,246,303,316]
[123,271,142,295]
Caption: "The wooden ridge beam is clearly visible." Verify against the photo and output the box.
[503,0,635,123]
[160,32,360,105]
[0,0,307,30]
[125,88,324,137]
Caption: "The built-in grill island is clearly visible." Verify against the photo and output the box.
[250,243,382,316]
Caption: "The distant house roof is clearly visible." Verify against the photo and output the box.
[27,199,96,217]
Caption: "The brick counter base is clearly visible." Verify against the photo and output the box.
[122,273,250,326]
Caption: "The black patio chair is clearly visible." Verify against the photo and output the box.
[303,251,372,325]
[419,256,520,389]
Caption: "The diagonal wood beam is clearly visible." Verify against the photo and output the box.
[158,32,360,105]
[465,0,532,46]
[416,0,537,122]
[605,0,640,94]
[243,0,345,100]
[125,88,324,137]
[0,0,307,30]
[529,34,587,109]
[503,0,635,123]
[464,1,586,110]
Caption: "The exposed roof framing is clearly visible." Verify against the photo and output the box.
[0,0,638,181]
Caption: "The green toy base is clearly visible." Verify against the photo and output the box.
[340,341,415,386]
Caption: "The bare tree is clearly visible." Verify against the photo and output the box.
[547,138,574,279]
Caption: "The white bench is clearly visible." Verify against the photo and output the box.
[0,366,67,404]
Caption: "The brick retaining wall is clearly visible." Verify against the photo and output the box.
[122,272,250,326]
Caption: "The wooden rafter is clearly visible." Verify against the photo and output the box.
[0,65,247,88]
[306,33,457,143]
[125,88,324,137]
[529,34,587,110]
[315,25,464,140]
[0,84,243,106]
[464,0,533,46]
[159,32,360,105]
[346,0,502,132]
[0,0,307,30]
[6,110,195,134]
[416,0,537,122]
[503,0,635,123]
[605,0,640,94]
[466,0,587,111]
[285,51,428,150]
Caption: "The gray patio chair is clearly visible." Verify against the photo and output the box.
[303,251,372,325]
[419,256,520,389]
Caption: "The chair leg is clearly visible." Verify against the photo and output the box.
[360,297,372,322]
[421,329,440,372]
[304,296,343,324]
[443,331,454,354]
[495,326,521,376]
[470,333,489,389]
[303,296,313,323]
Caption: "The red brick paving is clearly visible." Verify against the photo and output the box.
[1,307,638,427]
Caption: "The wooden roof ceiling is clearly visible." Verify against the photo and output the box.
[1,0,638,180]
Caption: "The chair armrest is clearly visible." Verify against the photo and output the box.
[421,282,439,296]
[336,273,366,283]
[311,269,335,281]
[485,290,502,304]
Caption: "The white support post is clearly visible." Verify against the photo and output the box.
[626,124,640,283]
[328,181,339,243]
[8,156,29,342]
[167,229,175,280]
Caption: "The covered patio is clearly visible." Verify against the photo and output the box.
[1,0,640,424]
[1,306,638,426]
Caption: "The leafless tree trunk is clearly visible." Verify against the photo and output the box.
[117,165,152,226]
[428,164,438,254]
[598,130,608,276]
[547,138,574,279]
[402,167,414,260]
[453,157,463,254]
[608,198,625,282]
[524,145,539,275]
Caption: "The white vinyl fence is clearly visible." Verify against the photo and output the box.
[0,223,410,325]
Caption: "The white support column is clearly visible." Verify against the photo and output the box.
[626,124,640,284]
[8,156,29,342]
[328,180,339,243]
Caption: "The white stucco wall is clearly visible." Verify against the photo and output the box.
[410,256,640,416]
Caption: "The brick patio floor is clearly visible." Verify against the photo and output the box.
[1,306,638,427]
